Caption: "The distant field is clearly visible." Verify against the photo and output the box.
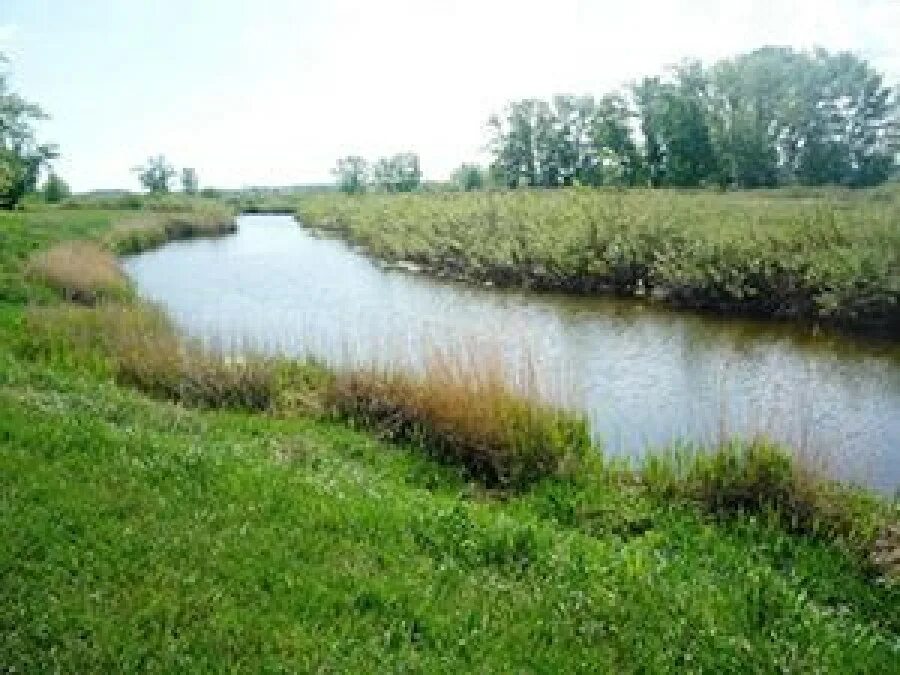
[296,186,900,335]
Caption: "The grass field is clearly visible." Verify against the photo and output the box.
[1,205,898,671]
[296,187,900,336]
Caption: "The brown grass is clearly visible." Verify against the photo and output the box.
[873,525,899,583]
[25,242,131,304]
[330,349,591,488]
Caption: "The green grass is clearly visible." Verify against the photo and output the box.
[1,206,898,671]
[296,187,900,336]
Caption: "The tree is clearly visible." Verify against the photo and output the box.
[489,96,644,189]
[451,163,484,191]
[0,54,56,208]
[42,173,70,203]
[181,167,199,195]
[707,47,899,188]
[632,63,719,188]
[332,155,368,194]
[370,153,421,193]
[133,155,176,194]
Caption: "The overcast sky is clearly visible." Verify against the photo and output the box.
[2,0,899,191]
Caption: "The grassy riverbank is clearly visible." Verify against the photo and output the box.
[296,187,900,336]
[1,206,898,671]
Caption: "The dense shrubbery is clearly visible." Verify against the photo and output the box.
[297,188,900,334]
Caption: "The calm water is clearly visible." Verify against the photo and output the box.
[124,215,900,494]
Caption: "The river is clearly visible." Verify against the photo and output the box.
[123,214,900,494]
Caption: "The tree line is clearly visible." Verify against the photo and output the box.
[333,153,422,194]
[488,47,899,189]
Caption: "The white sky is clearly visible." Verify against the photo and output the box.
[1,0,898,191]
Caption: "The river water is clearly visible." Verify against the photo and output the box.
[123,215,900,494]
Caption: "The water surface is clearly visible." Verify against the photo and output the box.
[124,215,900,493]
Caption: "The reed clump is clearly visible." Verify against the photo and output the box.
[642,440,899,570]
[330,353,591,489]
[25,242,131,304]
[24,303,281,411]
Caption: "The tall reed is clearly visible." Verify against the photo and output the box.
[330,346,591,488]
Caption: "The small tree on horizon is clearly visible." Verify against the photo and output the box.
[332,155,369,194]
[181,167,199,195]
[133,155,176,194]
[42,172,71,203]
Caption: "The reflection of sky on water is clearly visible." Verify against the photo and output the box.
[124,215,900,494]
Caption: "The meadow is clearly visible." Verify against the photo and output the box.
[296,186,900,336]
[0,203,898,671]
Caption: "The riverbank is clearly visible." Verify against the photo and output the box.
[295,187,900,338]
[1,206,898,670]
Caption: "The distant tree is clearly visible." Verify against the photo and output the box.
[181,167,199,195]
[42,173,70,203]
[371,153,421,193]
[0,54,56,208]
[632,62,720,188]
[199,186,222,199]
[489,96,643,189]
[133,155,176,194]
[451,163,485,191]
[332,155,369,194]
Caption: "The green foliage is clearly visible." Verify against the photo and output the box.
[371,152,422,193]
[0,57,56,208]
[42,172,71,203]
[488,96,641,188]
[181,167,199,195]
[451,163,485,191]
[485,47,899,191]
[332,155,369,194]
[297,188,900,334]
[132,155,177,194]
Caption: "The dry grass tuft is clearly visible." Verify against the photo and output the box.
[24,303,280,411]
[330,349,591,489]
[873,525,900,583]
[25,242,131,304]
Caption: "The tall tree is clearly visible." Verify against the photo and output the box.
[632,62,719,188]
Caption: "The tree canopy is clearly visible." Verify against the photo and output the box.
[0,55,57,208]
[487,47,899,190]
